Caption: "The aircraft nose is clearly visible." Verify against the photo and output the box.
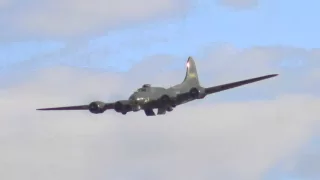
[129,93,147,104]
[129,94,144,111]
[135,97,145,103]
[129,94,141,103]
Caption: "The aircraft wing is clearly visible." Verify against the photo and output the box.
[37,105,90,110]
[205,74,278,94]
[37,101,115,114]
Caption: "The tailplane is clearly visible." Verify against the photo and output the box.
[182,56,200,86]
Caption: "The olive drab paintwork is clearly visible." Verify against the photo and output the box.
[37,56,279,116]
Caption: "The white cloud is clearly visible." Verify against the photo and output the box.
[195,45,320,97]
[0,49,320,179]
[1,43,320,179]
[217,0,258,9]
[1,0,190,40]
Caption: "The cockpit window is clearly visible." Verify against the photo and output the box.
[135,84,151,92]
[142,84,151,88]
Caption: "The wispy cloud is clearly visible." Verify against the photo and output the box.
[0,0,191,40]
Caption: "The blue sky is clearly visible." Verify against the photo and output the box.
[0,0,319,179]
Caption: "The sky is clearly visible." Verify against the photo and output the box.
[0,0,319,179]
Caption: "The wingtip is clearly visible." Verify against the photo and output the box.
[36,108,53,111]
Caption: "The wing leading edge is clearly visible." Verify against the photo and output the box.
[205,74,278,94]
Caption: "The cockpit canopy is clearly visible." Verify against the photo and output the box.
[136,84,151,92]
[142,84,151,88]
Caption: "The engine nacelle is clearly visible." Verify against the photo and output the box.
[189,87,206,99]
[159,94,176,107]
[114,101,132,113]
[160,95,170,104]
[89,101,106,114]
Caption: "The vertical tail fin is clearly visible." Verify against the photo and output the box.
[182,56,200,86]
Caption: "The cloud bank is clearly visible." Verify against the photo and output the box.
[1,44,319,179]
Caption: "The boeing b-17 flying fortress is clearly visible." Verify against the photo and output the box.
[37,56,278,116]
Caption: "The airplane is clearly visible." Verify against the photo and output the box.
[37,56,278,116]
